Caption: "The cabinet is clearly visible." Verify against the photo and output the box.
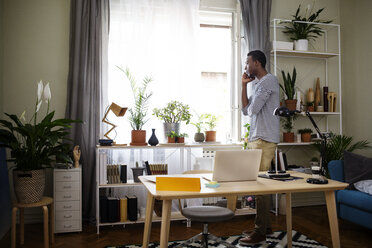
[53,167,82,233]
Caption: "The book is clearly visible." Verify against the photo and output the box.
[127,195,138,221]
[144,161,151,175]
[282,153,288,170]
[107,197,120,222]
[279,151,286,171]
[120,197,128,222]
[99,196,108,223]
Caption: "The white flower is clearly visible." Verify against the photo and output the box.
[20,110,26,121]
[37,80,43,101]
[36,100,42,113]
[44,82,51,102]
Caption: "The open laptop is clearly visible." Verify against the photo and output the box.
[212,149,262,182]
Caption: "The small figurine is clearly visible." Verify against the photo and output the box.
[73,145,81,168]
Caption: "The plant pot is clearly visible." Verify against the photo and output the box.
[205,131,216,142]
[301,133,312,142]
[13,169,45,204]
[194,133,205,142]
[285,99,297,111]
[163,123,180,141]
[130,130,147,146]
[283,132,295,143]
[307,106,315,112]
[167,137,176,143]
[177,137,185,143]
[131,167,145,183]
[294,39,308,51]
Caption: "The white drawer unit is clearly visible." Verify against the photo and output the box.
[54,167,82,233]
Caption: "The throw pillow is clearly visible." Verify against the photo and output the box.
[344,151,372,189]
[354,180,372,195]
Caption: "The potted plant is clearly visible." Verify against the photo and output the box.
[0,81,79,203]
[153,100,192,140]
[307,101,315,112]
[191,113,205,142]
[283,4,333,51]
[202,114,219,142]
[280,67,297,111]
[167,131,177,143]
[131,161,145,183]
[243,123,251,150]
[118,67,153,146]
[298,128,312,142]
[281,116,295,142]
[177,133,188,143]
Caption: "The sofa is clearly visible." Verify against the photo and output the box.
[328,160,372,230]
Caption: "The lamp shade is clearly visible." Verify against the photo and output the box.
[110,102,127,116]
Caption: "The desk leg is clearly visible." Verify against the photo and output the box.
[159,199,172,248]
[325,191,340,248]
[11,207,17,248]
[286,193,292,248]
[42,206,49,248]
[226,196,237,212]
[50,202,54,243]
[20,208,24,245]
[142,193,155,248]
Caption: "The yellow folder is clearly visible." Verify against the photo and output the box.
[156,177,201,192]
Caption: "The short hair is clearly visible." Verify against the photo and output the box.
[248,50,266,68]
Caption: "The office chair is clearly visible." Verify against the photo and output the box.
[175,170,235,248]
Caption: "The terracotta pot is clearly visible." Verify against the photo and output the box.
[13,169,45,203]
[285,99,297,111]
[167,137,176,143]
[301,133,312,142]
[177,137,185,143]
[130,130,147,146]
[283,132,294,143]
[205,131,216,142]
[307,106,314,112]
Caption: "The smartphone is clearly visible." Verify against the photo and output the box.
[243,72,255,80]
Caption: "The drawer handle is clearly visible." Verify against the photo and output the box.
[63,186,72,189]
[63,176,72,179]
[63,195,72,199]
[64,225,72,228]
[64,215,72,219]
[63,205,72,209]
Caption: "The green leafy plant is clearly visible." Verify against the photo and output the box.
[167,131,178,138]
[201,114,219,130]
[298,128,312,134]
[280,67,297,100]
[283,3,333,41]
[281,116,296,133]
[0,81,80,171]
[306,101,314,107]
[191,112,204,133]
[118,67,153,130]
[178,133,189,138]
[243,123,251,150]
[153,101,192,124]
[313,134,372,174]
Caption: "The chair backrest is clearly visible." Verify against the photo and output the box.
[328,160,345,182]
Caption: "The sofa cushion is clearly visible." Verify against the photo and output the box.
[344,151,372,189]
[337,189,372,213]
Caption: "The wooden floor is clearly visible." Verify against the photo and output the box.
[1,206,371,248]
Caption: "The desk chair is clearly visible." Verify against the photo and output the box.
[175,170,235,248]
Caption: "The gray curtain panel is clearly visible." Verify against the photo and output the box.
[65,0,110,222]
[240,0,272,72]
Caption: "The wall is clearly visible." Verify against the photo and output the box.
[340,0,372,157]
[0,0,3,117]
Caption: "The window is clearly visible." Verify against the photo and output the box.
[107,1,240,144]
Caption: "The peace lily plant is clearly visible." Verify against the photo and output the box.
[0,81,80,203]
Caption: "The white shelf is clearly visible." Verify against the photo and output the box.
[97,143,243,149]
[271,49,339,58]
[278,142,314,146]
[99,180,143,188]
[300,111,340,115]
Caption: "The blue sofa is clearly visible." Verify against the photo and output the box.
[328,160,372,230]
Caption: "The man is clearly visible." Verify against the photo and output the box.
[239,50,280,245]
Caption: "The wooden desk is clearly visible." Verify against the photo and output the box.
[140,172,347,248]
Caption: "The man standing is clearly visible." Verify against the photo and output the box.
[239,50,280,245]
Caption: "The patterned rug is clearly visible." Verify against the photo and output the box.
[106,230,327,248]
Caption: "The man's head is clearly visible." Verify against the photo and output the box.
[245,50,267,77]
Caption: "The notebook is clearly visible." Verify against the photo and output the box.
[212,149,262,182]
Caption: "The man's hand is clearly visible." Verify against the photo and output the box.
[242,73,254,86]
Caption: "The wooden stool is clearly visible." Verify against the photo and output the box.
[11,197,54,248]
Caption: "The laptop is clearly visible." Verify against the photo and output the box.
[212,149,262,182]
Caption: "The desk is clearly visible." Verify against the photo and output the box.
[140,171,347,248]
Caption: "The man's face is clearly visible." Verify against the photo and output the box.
[245,56,257,76]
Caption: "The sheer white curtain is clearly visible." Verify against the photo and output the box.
[107,0,201,144]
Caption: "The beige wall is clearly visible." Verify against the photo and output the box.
[340,0,372,157]
[1,0,70,120]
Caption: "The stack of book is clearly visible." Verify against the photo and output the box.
[276,150,288,171]
[107,164,121,184]
[145,163,168,175]
[100,195,138,223]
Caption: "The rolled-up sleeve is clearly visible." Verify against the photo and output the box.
[242,96,253,116]
[247,81,272,116]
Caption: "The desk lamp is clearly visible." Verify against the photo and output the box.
[273,106,328,184]
[101,103,127,145]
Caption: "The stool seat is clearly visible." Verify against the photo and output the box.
[13,197,53,208]
[182,206,235,223]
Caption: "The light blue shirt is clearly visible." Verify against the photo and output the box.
[242,73,280,143]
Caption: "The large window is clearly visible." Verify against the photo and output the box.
[107,1,239,144]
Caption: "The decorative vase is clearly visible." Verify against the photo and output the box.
[13,169,45,203]
[148,129,159,146]
[205,131,216,142]
[284,99,297,111]
[294,39,308,51]
[130,130,147,146]
[131,167,145,183]
[323,86,329,112]
[301,133,312,142]
[194,133,205,142]
[163,123,180,141]
[283,132,295,143]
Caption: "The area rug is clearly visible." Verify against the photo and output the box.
[106,230,327,248]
